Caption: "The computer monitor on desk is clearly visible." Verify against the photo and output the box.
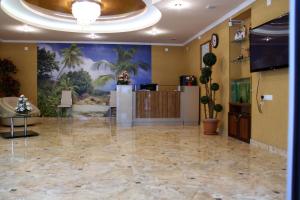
[140,84,158,91]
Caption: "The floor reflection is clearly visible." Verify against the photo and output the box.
[0,118,286,200]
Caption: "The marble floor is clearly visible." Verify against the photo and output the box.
[0,118,286,200]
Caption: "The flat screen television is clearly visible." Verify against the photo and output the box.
[250,14,289,72]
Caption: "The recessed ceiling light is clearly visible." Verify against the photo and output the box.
[174,1,182,7]
[168,0,189,10]
[146,28,163,36]
[87,33,99,39]
[206,4,217,9]
[151,29,159,35]
[17,25,35,32]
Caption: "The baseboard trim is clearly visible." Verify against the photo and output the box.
[250,139,287,158]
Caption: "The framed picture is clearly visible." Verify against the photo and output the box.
[200,41,211,68]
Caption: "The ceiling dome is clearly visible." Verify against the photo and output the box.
[0,0,162,33]
[23,0,147,16]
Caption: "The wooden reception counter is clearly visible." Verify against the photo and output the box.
[116,85,199,126]
[135,91,181,118]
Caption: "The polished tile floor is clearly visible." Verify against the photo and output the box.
[0,118,286,200]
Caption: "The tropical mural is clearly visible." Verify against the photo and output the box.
[37,43,151,117]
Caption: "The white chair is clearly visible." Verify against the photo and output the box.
[0,97,40,126]
[57,90,72,117]
[108,91,116,124]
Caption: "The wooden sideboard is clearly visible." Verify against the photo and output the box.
[136,91,180,118]
[228,103,251,143]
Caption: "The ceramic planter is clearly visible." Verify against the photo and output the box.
[203,119,219,135]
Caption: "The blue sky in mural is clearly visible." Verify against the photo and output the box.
[38,43,152,91]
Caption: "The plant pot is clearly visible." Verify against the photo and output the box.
[203,119,219,135]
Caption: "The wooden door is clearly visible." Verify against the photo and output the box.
[239,114,251,143]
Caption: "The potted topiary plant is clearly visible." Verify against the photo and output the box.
[199,52,223,135]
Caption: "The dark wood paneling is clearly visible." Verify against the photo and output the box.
[136,91,180,118]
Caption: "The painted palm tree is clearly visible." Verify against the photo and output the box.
[57,44,83,79]
[92,46,149,86]
[56,76,79,98]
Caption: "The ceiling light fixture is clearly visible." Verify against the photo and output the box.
[17,24,34,32]
[168,0,189,10]
[72,0,101,26]
[206,5,217,9]
[87,33,99,39]
[174,0,183,8]
[147,28,163,36]
[150,28,159,35]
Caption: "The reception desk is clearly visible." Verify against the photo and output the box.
[136,91,180,118]
[116,85,199,126]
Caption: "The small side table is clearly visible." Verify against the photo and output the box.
[1,114,39,139]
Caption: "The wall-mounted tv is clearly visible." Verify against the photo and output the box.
[250,14,289,72]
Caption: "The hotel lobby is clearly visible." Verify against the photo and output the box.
[0,0,294,199]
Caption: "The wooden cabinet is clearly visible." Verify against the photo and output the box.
[228,103,251,143]
[228,113,239,137]
[136,91,180,118]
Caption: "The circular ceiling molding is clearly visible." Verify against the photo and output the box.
[0,0,162,33]
[23,0,146,16]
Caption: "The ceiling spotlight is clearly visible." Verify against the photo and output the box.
[87,33,99,39]
[206,4,217,9]
[169,0,189,9]
[72,0,101,26]
[174,0,183,7]
[18,25,34,32]
[263,36,272,42]
[22,25,31,32]
[148,28,159,36]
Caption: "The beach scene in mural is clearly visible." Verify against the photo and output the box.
[37,43,151,118]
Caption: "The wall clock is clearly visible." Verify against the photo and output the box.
[211,33,219,48]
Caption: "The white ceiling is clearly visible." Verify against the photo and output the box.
[0,0,253,45]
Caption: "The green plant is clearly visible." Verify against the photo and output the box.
[200,52,223,119]
[0,58,20,96]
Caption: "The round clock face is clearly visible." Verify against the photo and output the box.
[211,34,219,48]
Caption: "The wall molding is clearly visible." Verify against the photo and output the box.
[251,139,287,158]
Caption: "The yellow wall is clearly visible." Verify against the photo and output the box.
[152,46,186,86]
[185,23,230,132]
[184,0,289,149]
[0,43,37,105]
[250,0,289,149]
